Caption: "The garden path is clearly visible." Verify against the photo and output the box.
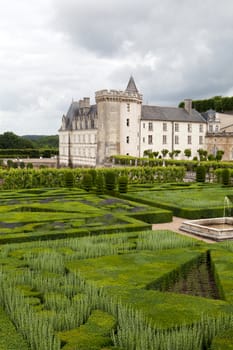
[152,217,214,243]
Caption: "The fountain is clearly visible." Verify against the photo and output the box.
[180,196,233,241]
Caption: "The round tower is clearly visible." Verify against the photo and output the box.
[95,77,142,165]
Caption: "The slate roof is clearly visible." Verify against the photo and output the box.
[64,102,97,130]
[125,76,139,93]
[142,105,206,123]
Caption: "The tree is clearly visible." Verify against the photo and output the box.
[174,150,181,158]
[161,149,169,158]
[143,149,153,158]
[169,151,175,159]
[0,132,35,149]
[197,148,207,161]
[216,150,224,161]
[184,149,192,159]
[152,151,159,158]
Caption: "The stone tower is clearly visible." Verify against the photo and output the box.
[95,76,143,165]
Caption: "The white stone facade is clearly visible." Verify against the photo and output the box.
[59,77,208,167]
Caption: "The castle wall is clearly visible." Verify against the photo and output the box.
[140,120,207,159]
[59,131,70,167]
[206,134,233,160]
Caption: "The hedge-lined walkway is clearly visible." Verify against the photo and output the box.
[152,216,214,243]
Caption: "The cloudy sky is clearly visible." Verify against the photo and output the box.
[1,0,233,135]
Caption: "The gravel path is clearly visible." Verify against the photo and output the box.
[152,217,215,243]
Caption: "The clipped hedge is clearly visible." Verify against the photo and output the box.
[129,209,172,224]
[211,328,233,349]
[121,193,225,219]
[58,310,116,350]
[0,307,29,349]
[0,166,186,190]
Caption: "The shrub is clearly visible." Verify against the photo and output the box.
[82,173,93,192]
[196,165,206,182]
[105,171,116,192]
[65,171,74,188]
[26,162,33,169]
[222,168,230,186]
[96,173,105,195]
[118,176,128,193]
[88,169,97,185]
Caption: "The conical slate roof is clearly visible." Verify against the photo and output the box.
[125,76,139,93]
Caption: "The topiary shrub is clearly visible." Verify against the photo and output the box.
[82,173,93,192]
[222,168,230,186]
[96,173,105,195]
[65,171,74,188]
[196,165,206,183]
[88,169,97,185]
[118,176,128,193]
[105,171,116,192]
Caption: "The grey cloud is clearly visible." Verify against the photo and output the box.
[1,0,233,135]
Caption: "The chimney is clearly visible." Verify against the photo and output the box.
[79,99,84,108]
[83,97,90,108]
[184,99,192,114]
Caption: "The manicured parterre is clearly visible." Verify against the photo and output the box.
[1,186,233,349]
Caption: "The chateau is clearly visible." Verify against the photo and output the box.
[59,77,233,167]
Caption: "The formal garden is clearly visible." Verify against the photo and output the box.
[1,166,233,349]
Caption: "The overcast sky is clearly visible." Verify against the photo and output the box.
[1,0,233,135]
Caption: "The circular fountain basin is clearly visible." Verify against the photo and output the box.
[180,217,233,241]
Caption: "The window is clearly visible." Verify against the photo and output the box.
[163,135,167,144]
[175,123,179,132]
[143,137,145,143]
[209,125,213,132]
[148,135,153,144]
[199,136,203,145]
[215,125,219,132]
[126,118,130,127]
[199,124,203,132]
[148,122,153,131]
[126,136,129,144]
[127,103,130,112]
[175,135,179,144]
[188,124,192,132]
[163,123,167,131]
[188,135,192,144]
[143,123,145,128]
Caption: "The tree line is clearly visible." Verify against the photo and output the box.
[179,95,233,113]
[0,132,58,149]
